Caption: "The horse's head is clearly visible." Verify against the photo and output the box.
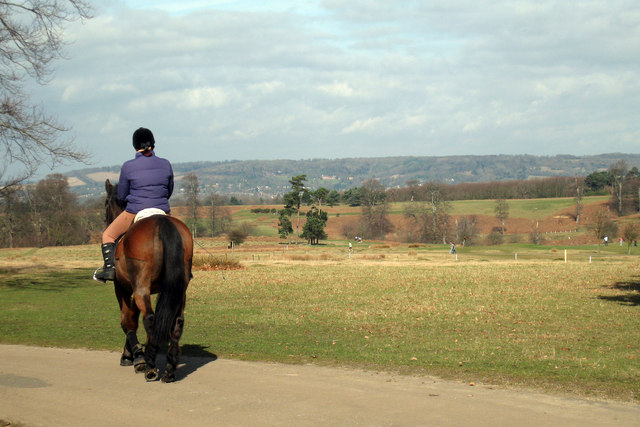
[105,179,126,225]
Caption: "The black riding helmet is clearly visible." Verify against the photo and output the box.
[132,127,155,152]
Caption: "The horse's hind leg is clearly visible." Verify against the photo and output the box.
[141,311,159,381]
[134,292,161,381]
[115,286,144,369]
[161,314,184,383]
[127,294,158,381]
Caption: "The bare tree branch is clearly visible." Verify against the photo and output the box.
[0,0,92,193]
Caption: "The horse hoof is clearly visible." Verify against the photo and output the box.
[133,356,146,373]
[120,357,134,367]
[161,371,176,383]
[145,368,159,382]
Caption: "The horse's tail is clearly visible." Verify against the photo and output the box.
[153,216,187,344]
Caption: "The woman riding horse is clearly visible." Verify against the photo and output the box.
[94,127,174,282]
[96,128,193,382]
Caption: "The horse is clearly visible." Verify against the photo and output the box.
[103,179,193,382]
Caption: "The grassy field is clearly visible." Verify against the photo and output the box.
[446,196,609,219]
[200,196,611,242]
[1,240,639,402]
[228,196,609,219]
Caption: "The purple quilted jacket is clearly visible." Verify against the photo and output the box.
[117,151,174,214]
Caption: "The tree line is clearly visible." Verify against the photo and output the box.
[270,162,640,246]
[0,174,102,248]
[2,161,638,248]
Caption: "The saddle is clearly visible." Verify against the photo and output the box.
[134,208,166,223]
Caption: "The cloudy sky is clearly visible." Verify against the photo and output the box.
[30,0,640,175]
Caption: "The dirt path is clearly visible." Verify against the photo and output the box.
[1,344,638,426]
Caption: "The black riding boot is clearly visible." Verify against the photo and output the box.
[94,242,116,282]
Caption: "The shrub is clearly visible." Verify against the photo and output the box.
[530,229,545,245]
[341,222,359,239]
[509,233,522,244]
[228,229,248,245]
[487,231,503,245]
[192,254,241,270]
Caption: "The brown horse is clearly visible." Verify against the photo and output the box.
[104,179,193,382]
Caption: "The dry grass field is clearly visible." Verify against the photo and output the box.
[1,235,639,402]
[2,194,638,402]
[174,195,613,247]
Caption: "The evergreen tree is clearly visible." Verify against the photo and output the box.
[342,187,362,206]
[279,175,308,244]
[326,190,341,207]
[277,210,293,240]
[301,207,328,245]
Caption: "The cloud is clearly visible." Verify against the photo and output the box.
[342,117,383,134]
[26,0,640,177]
[319,81,356,97]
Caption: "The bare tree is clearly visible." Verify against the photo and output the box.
[494,199,509,234]
[405,179,420,201]
[621,222,639,254]
[455,216,478,246]
[404,183,450,244]
[31,173,85,245]
[0,185,20,247]
[609,160,628,215]
[591,209,617,253]
[0,1,92,192]
[360,179,393,240]
[428,186,450,243]
[182,172,200,237]
[573,177,584,223]
[206,191,231,237]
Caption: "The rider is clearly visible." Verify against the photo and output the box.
[94,127,174,282]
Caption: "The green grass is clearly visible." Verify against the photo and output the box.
[385,196,609,219]
[0,267,121,349]
[187,260,639,400]
[448,196,607,219]
[0,243,638,402]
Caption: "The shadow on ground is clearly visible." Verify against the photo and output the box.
[599,276,640,306]
[176,344,218,381]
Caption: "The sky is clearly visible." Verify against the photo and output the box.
[27,0,640,176]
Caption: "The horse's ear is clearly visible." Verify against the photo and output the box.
[105,179,112,193]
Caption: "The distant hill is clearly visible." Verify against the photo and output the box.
[64,153,640,200]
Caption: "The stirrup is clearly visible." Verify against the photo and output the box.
[93,268,107,283]
[93,267,114,283]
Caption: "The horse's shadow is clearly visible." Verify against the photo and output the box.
[598,277,640,306]
[154,344,218,382]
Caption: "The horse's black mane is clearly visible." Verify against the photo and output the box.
[109,183,127,209]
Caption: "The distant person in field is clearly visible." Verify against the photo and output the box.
[93,127,174,282]
[449,241,456,254]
